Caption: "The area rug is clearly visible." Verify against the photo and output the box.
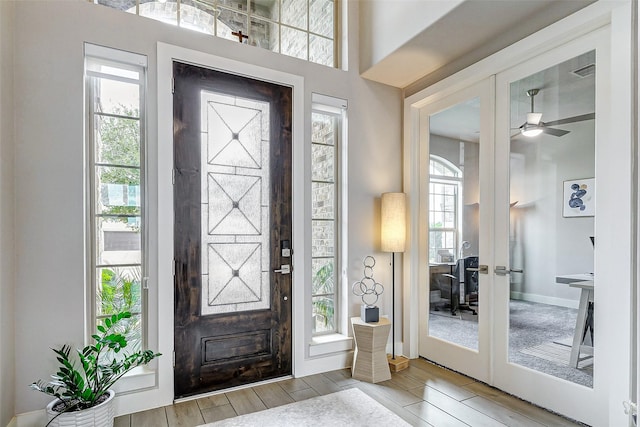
[197,388,411,427]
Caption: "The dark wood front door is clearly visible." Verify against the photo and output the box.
[173,61,292,398]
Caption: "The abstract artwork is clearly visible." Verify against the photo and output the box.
[563,178,595,217]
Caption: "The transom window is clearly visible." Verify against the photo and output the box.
[96,0,337,67]
[311,94,346,335]
[85,44,147,352]
[429,155,462,263]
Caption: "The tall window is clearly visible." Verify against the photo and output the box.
[85,45,147,352]
[96,0,337,67]
[429,156,462,263]
[311,94,346,335]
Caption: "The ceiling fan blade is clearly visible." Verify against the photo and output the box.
[526,112,542,125]
[543,127,570,137]
[544,113,595,127]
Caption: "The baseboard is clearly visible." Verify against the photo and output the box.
[6,416,16,427]
[510,291,578,309]
[14,409,45,427]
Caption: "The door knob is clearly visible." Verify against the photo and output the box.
[467,265,489,274]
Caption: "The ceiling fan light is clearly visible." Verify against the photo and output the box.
[521,123,543,137]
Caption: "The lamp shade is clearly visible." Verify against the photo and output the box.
[381,192,406,253]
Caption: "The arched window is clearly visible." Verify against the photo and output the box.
[429,155,463,263]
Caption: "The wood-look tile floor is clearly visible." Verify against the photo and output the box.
[115,358,582,427]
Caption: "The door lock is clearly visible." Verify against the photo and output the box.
[274,264,291,275]
[494,266,524,276]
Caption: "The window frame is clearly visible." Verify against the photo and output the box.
[85,44,149,350]
[428,155,463,263]
[310,93,346,337]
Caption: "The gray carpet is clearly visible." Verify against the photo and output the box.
[197,388,410,426]
[428,299,593,387]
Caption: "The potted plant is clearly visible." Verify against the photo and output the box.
[31,311,161,427]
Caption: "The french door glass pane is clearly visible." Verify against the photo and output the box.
[96,266,142,316]
[508,51,595,387]
[428,97,480,351]
[96,217,141,266]
[96,116,140,166]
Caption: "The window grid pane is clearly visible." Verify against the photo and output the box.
[311,108,340,335]
[88,54,145,353]
[429,168,459,263]
[96,0,336,68]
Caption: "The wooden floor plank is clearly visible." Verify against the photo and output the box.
[354,381,434,427]
[462,382,581,427]
[200,403,237,424]
[253,382,295,408]
[165,401,205,427]
[409,386,506,427]
[463,396,547,427]
[113,415,130,427]
[370,380,424,406]
[278,377,310,393]
[322,369,360,387]
[300,373,343,395]
[196,393,230,410]
[410,358,477,386]
[130,407,168,427]
[289,387,320,401]
[225,388,267,416]
[400,368,478,401]
[405,400,472,427]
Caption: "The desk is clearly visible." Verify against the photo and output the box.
[556,274,594,368]
[429,263,458,314]
[351,317,391,383]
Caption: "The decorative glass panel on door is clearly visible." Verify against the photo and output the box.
[428,97,481,350]
[200,90,271,315]
[508,51,595,387]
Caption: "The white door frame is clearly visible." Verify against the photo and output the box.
[403,2,634,426]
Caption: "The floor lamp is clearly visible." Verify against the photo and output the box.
[381,192,409,372]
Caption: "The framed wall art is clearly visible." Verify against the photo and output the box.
[563,178,595,217]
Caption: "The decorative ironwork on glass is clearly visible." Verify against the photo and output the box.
[201,90,271,315]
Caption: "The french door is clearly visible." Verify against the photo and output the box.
[419,78,494,383]
[173,61,293,398]
[419,30,610,425]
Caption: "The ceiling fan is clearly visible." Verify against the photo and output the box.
[516,88,595,138]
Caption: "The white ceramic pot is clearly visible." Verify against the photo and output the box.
[46,390,115,427]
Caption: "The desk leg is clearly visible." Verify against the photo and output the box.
[570,289,590,368]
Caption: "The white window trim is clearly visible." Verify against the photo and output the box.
[308,93,350,356]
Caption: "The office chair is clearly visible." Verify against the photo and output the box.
[441,256,478,316]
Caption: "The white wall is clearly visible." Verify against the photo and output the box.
[359,0,462,73]
[12,0,402,416]
[509,121,595,305]
[0,1,16,425]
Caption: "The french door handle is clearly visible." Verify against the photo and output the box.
[494,266,524,275]
[274,264,291,275]
[467,265,489,274]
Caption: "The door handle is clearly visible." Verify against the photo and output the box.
[467,265,489,274]
[274,264,291,275]
[494,266,523,275]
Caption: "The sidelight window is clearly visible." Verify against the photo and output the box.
[85,44,148,352]
[311,94,346,335]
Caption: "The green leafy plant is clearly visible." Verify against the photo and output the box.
[31,312,161,425]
